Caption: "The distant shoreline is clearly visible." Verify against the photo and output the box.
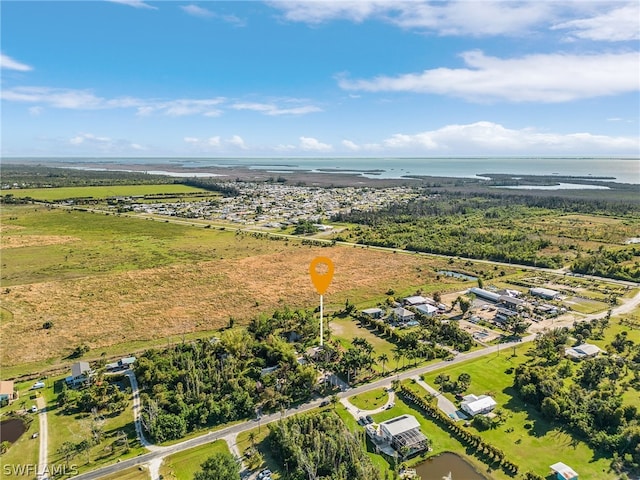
[2,157,638,188]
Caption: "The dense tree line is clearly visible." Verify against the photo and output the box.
[514,328,640,473]
[331,191,639,274]
[268,411,380,480]
[179,178,241,197]
[134,308,319,443]
[572,246,640,282]
[0,164,176,188]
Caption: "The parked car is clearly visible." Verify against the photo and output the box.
[365,415,374,424]
[319,400,330,407]
[31,382,45,390]
[357,416,366,425]
[30,405,38,413]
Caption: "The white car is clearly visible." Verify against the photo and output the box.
[30,405,38,413]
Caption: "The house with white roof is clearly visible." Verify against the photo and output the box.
[565,343,602,360]
[460,394,497,416]
[403,296,428,306]
[550,462,578,480]
[416,304,438,317]
[392,307,415,324]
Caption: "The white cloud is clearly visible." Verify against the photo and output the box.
[29,106,43,116]
[69,133,112,145]
[232,101,322,116]
[1,86,226,116]
[1,53,33,71]
[372,121,639,154]
[552,3,640,41]
[183,135,246,150]
[181,5,214,18]
[68,132,147,153]
[299,136,333,152]
[228,135,248,149]
[107,0,157,10]
[270,1,555,36]
[342,140,361,151]
[338,50,640,102]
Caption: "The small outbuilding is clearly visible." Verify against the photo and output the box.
[530,287,560,300]
[361,308,384,319]
[550,462,578,480]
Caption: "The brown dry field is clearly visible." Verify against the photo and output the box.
[1,234,79,249]
[0,245,452,366]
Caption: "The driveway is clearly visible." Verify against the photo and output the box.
[413,377,467,420]
[35,396,48,480]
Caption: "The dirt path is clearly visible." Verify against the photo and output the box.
[35,396,48,480]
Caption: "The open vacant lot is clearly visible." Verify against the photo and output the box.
[1,205,494,369]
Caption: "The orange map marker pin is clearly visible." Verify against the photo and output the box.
[309,256,334,347]
[309,256,334,294]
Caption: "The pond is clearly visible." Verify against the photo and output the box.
[438,271,478,282]
[0,417,27,443]
[414,452,490,480]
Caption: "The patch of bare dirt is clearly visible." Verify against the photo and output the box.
[1,235,80,249]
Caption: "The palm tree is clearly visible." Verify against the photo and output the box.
[330,394,339,409]
[378,353,388,375]
[393,349,402,372]
[248,431,256,449]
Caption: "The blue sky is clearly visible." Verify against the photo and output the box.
[1,0,639,157]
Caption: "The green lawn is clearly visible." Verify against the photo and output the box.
[44,374,145,478]
[1,205,286,287]
[97,466,150,480]
[564,296,609,314]
[2,184,208,201]
[159,440,230,480]
[420,346,615,478]
[348,389,389,411]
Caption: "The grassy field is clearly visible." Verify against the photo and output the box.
[2,184,209,201]
[348,388,389,411]
[420,346,615,478]
[158,440,230,480]
[1,204,514,371]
